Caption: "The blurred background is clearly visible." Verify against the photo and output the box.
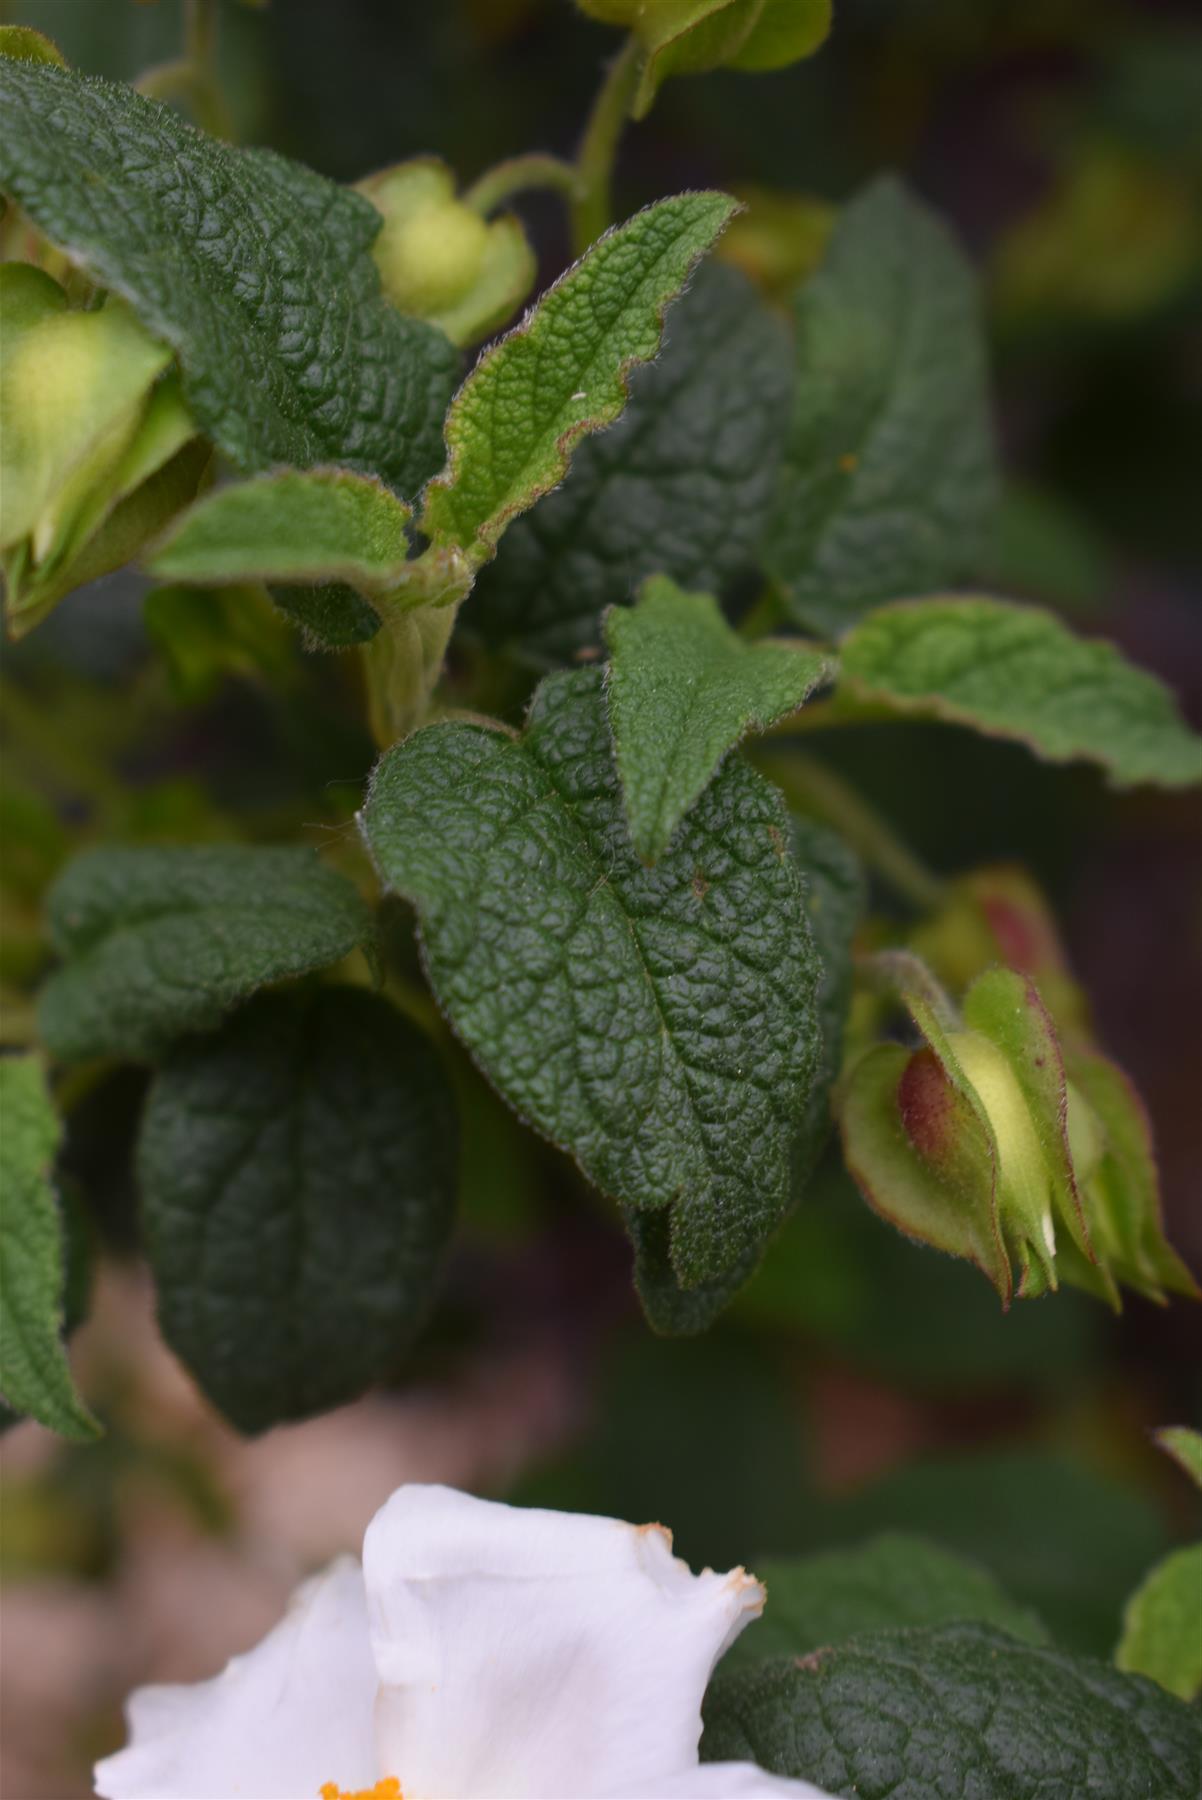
[2,2,1200,1794]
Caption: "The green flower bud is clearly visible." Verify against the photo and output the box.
[840,954,1197,1311]
[357,159,535,348]
[1,263,204,635]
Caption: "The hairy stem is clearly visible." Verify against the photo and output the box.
[571,35,642,254]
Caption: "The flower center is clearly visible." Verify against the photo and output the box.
[319,1782,403,1800]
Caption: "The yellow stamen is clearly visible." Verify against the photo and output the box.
[319,1781,403,1800]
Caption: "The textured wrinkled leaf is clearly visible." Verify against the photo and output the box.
[422,192,736,559]
[0,58,458,496]
[1156,1427,1202,1490]
[729,1534,1048,1669]
[472,263,792,665]
[1117,1546,1202,1703]
[702,1622,1201,1798]
[605,578,830,862]
[840,595,1202,786]
[147,469,411,594]
[628,815,862,1333]
[764,177,998,637]
[39,846,373,1063]
[137,987,457,1433]
[0,1056,98,1439]
[361,668,821,1290]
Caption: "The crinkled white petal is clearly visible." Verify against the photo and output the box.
[608,1763,837,1798]
[363,1484,767,1800]
[93,1557,376,1800]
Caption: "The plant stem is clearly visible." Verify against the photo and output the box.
[754,749,947,912]
[361,603,460,749]
[571,35,642,254]
[464,154,579,218]
[184,0,219,74]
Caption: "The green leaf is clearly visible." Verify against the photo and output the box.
[471,263,793,665]
[702,1622,1201,1798]
[268,580,382,650]
[137,987,457,1433]
[361,668,821,1291]
[0,58,458,497]
[0,1055,99,1440]
[421,192,736,561]
[0,25,65,65]
[789,816,865,1096]
[38,845,373,1063]
[764,177,998,637]
[803,1448,1172,1658]
[1116,1546,1202,1703]
[839,596,1202,787]
[604,576,831,863]
[728,1534,1048,1669]
[728,0,831,70]
[1156,1427,1202,1490]
[146,469,413,595]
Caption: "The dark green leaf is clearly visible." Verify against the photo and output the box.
[361,668,821,1291]
[728,1534,1048,1669]
[702,1622,1201,1798]
[788,814,865,1165]
[422,192,736,559]
[839,595,1202,786]
[39,846,373,1063]
[137,987,457,1433]
[764,177,998,637]
[269,581,382,649]
[0,1055,99,1439]
[0,58,458,496]
[802,1449,1171,1657]
[604,576,831,863]
[471,264,793,664]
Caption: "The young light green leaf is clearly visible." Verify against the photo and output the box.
[702,1622,1202,1797]
[38,846,373,1063]
[361,668,821,1292]
[1156,1427,1202,1490]
[147,469,412,595]
[421,192,737,561]
[728,0,830,69]
[840,596,1202,787]
[472,262,793,665]
[764,177,999,637]
[1116,1546,1202,1703]
[137,987,457,1433]
[0,1055,99,1440]
[604,576,831,862]
[0,57,458,497]
[727,1534,1048,1669]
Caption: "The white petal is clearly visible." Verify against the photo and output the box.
[363,1483,766,1800]
[608,1763,837,1798]
[94,1557,376,1800]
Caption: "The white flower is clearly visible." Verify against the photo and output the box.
[94,1484,834,1800]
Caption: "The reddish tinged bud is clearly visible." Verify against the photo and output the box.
[897,1047,956,1165]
